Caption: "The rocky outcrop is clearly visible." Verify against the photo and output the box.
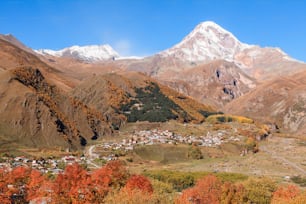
[158,60,256,108]
[225,69,306,137]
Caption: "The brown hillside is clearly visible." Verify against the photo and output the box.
[0,38,219,150]
[0,67,114,150]
[0,39,120,150]
[71,71,216,124]
[0,38,75,91]
[225,68,306,137]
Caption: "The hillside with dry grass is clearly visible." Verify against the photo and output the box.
[0,66,115,150]
[0,39,116,150]
[225,68,306,137]
[71,71,217,124]
[0,38,220,151]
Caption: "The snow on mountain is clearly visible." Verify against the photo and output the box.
[34,21,300,67]
[159,21,298,65]
[160,21,251,62]
[35,44,120,62]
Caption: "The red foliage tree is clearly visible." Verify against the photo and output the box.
[0,168,11,204]
[0,160,150,203]
[103,160,129,188]
[51,163,92,204]
[271,185,300,203]
[177,175,222,204]
[26,169,49,202]
[125,175,153,194]
[90,160,129,202]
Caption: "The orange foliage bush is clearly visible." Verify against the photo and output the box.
[176,175,250,204]
[271,185,303,204]
[104,189,154,204]
[2,161,306,204]
[0,168,11,204]
[125,175,153,194]
[26,169,49,202]
[176,175,222,204]
[0,161,132,204]
[51,163,92,203]
[51,161,129,203]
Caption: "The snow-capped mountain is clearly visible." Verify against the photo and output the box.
[159,21,298,66]
[36,44,119,62]
[159,21,251,62]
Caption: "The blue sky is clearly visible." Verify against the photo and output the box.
[0,0,305,61]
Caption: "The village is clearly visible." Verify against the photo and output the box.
[99,129,241,150]
[91,128,243,161]
[0,129,243,173]
[0,154,87,175]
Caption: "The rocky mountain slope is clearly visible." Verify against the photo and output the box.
[120,21,304,108]
[126,21,304,80]
[225,67,306,137]
[158,60,256,107]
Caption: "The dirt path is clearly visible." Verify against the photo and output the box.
[260,145,306,175]
[85,145,100,168]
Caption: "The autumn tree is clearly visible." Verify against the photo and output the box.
[51,163,92,204]
[6,166,31,203]
[176,175,222,204]
[104,189,155,204]
[26,169,49,202]
[0,168,11,204]
[221,182,247,204]
[271,185,301,204]
[86,160,129,203]
[125,175,153,194]
[243,177,276,204]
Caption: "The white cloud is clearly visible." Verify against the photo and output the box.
[113,39,132,56]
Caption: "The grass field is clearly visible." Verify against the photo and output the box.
[115,122,306,187]
[2,120,306,188]
[134,144,191,163]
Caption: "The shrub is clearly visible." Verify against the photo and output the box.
[144,170,248,192]
[291,176,306,187]
[150,179,174,194]
[104,189,154,204]
[187,146,203,160]
[144,170,195,191]
[243,177,277,204]
[198,110,224,118]
[245,137,259,153]
[206,114,253,124]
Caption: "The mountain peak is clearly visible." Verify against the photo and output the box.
[36,44,120,62]
[196,21,224,30]
[194,21,238,41]
[160,21,250,62]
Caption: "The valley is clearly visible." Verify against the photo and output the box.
[86,122,306,179]
[0,18,306,203]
